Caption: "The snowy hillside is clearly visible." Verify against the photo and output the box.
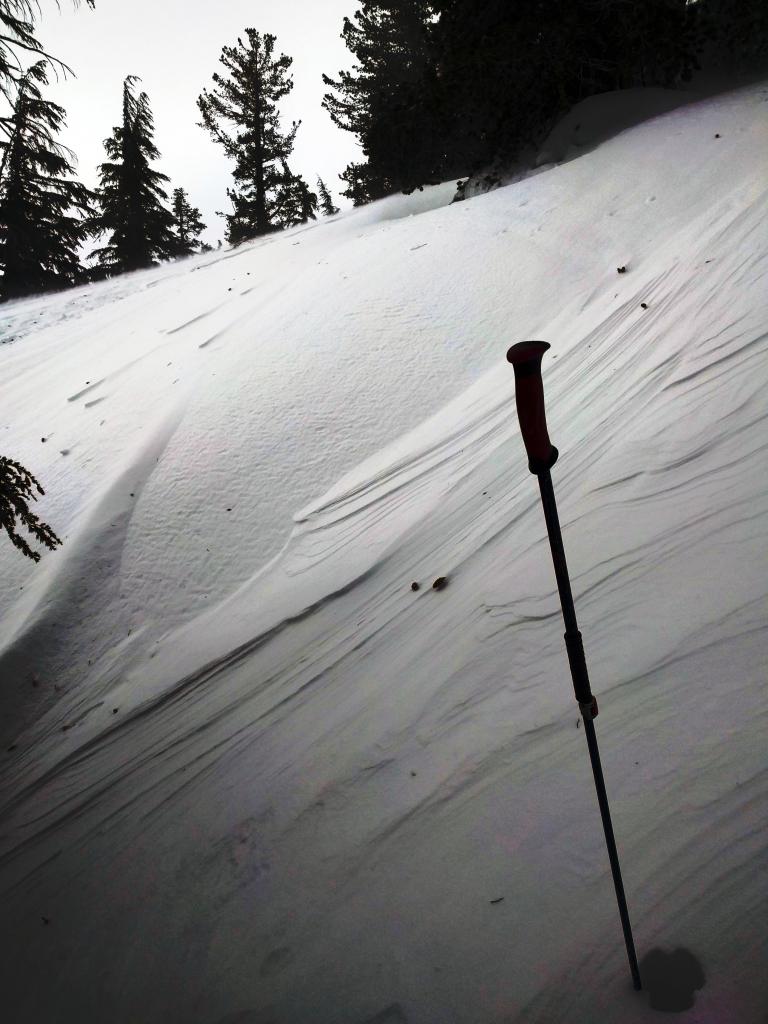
[1,81,767,1024]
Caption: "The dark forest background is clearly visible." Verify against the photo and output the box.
[323,0,767,203]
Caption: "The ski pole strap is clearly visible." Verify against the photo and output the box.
[506,340,558,474]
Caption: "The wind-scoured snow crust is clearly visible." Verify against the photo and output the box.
[1,83,767,1023]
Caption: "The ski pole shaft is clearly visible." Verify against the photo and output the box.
[506,341,642,992]
[538,466,642,992]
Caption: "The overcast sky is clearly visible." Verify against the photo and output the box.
[37,0,362,245]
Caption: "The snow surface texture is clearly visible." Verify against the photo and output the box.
[459,86,700,202]
[1,83,767,1023]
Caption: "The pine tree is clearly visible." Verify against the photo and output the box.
[322,2,441,203]
[271,160,317,229]
[197,29,300,243]
[169,185,207,257]
[0,60,95,300]
[316,176,339,216]
[336,161,376,207]
[90,76,176,275]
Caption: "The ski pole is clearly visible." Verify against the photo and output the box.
[506,340,642,992]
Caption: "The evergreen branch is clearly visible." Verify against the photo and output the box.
[0,455,62,562]
[0,33,75,80]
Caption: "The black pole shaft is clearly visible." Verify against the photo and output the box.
[537,469,642,992]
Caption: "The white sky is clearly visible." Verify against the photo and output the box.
[37,0,362,245]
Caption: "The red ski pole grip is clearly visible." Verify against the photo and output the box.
[506,340,558,474]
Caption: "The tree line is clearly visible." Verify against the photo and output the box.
[2,1,766,304]
[0,9,342,303]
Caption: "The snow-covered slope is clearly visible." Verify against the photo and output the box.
[1,82,767,1024]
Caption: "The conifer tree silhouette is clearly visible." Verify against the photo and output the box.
[316,176,339,216]
[90,76,175,275]
[169,185,207,257]
[0,60,95,301]
[272,160,317,229]
[322,3,438,204]
[197,29,300,243]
